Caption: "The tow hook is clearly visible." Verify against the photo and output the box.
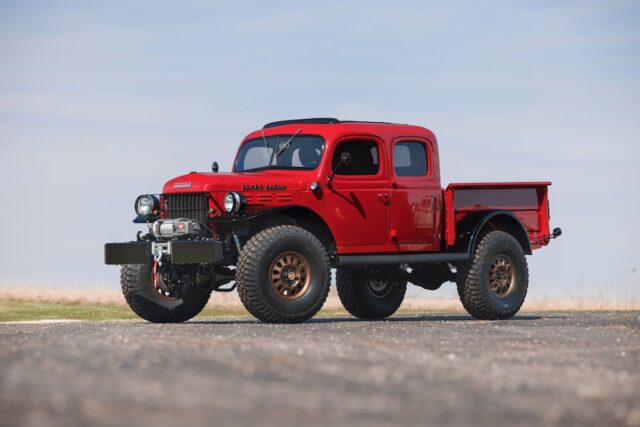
[153,245,164,264]
[550,227,562,239]
[152,247,162,289]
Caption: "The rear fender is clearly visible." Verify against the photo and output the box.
[453,210,532,256]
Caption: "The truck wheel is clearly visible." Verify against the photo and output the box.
[456,230,529,320]
[120,264,210,323]
[236,225,330,323]
[336,268,407,320]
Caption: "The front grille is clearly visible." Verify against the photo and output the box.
[164,192,209,225]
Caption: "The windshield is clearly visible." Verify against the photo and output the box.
[235,135,325,172]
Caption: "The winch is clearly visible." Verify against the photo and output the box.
[151,218,199,239]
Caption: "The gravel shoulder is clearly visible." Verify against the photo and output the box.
[0,312,638,427]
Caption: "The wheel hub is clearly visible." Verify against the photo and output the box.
[270,252,311,301]
[489,255,516,297]
[367,269,394,298]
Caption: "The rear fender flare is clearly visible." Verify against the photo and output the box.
[457,210,532,256]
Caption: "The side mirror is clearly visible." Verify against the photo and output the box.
[339,152,352,166]
[211,161,219,173]
[327,152,351,185]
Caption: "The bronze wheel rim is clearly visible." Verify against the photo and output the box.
[489,254,516,298]
[269,251,311,301]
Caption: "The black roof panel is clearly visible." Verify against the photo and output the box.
[262,118,405,129]
[263,118,340,129]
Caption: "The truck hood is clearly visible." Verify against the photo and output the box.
[162,172,306,194]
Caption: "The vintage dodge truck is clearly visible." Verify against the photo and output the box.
[105,118,561,323]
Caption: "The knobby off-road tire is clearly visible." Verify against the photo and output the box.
[456,230,529,320]
[121,264,210,323]
[236,225,331,323]
[336,268,407,320]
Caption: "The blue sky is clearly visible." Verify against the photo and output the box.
[0,1,639,301]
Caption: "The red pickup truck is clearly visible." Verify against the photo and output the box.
[105,118,561,323]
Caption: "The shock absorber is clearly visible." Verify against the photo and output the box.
[232,233,242,253]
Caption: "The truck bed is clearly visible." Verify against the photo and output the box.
[444,182,552,250]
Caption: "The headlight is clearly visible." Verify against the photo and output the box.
[135,195,159,216]
[223,192,245,214]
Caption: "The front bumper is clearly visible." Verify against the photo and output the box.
[104,239,224,265]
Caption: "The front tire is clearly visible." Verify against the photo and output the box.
[236,225,331,323]
[456,230,529,320]
[121,264,210,323]
[336,268,407,320]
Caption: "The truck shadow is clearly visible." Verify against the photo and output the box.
[190,314,547,325]
[314,314,545,323]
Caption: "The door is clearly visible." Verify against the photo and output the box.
[324,137,390,251]
[390,139,441,251]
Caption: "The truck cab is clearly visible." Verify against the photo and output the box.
[106,118,561,324]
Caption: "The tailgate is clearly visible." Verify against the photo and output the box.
[444,182,552,250]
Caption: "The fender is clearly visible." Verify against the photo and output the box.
[208,205,295,223]
[211,204,337,253]
[463,209,533,256]
[208,204,317,224]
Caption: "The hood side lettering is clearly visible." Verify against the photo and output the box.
[242,184,287,191]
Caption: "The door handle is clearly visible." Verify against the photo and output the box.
[378,193,390,205]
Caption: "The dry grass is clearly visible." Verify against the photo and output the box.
[0,287,638,318]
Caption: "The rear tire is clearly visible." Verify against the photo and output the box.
[236,225,331,323]
[336,267,407,320]
[456,230,528,320]
[121,264,210,323]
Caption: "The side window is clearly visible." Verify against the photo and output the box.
[332,140,379,175]
[394,141,427,176]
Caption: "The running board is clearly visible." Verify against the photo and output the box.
[337,252,469,266]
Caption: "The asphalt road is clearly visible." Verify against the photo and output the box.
[1,312,638,427]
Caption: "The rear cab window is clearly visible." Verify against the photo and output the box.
[393,141,428,177]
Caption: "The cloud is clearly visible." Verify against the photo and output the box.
[0,0,639,298]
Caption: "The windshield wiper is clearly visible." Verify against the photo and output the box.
[267,135,281,168]
[274,129,302,159]
[261,129,271,164]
